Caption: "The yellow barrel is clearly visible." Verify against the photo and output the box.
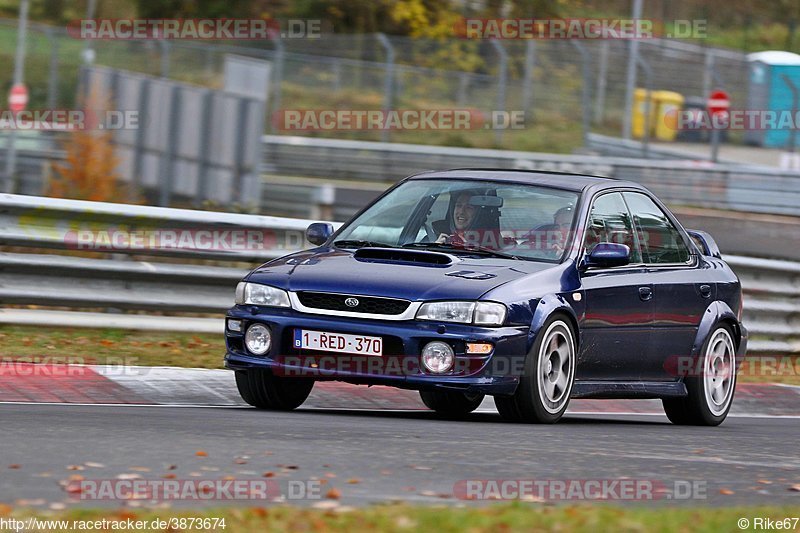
[651,90,685,141]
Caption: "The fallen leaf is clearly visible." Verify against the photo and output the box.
[234,458,248,465]
[195,451,208,457]
[166,465,177,471]
[66,465,85,471]
[312,501,339,510]
[757,479,772,485]
[7,464,20,469]
[719,488,735,495]
[325,488,341,500]
[346,478,361,484]
[161,474,176,479]
[116,473,141,480]
[84,462,105,468]
[790,484,800,492]
[129,467,150,472]
[0,504,11,517]
[251,508,268,518]
[262,472,275,478]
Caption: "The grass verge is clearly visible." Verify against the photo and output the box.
[0,324,797,385]
[4,504,800,532]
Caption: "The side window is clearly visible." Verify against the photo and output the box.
[623,192,691,264]
[583,193,641,263]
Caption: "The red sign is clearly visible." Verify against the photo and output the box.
[707,89,730,117]
[8,83,28,113]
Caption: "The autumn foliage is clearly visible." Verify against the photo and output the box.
[48,86,137,203]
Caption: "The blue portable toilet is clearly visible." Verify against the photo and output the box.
[746,51,800,148]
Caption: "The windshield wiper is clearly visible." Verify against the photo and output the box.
[402,241,520,260]
[333,239,392,249]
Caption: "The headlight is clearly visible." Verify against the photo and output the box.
[244,323,272,355]
[416,301,507,326]
[235,282,290,307]
[474,302,507,326]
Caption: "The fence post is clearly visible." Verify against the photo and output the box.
[159,39,171,78]
[702,49,715,103]
[457,72,469,107]
[490,39,508,146]
[572,41,592,149]
[268,34,285,131]
[594,40,609,124]
[158,85,181,206]
[2,0,30,194]
[376,33,395,143]
[637,55,653,159]
[195,89,214,207]
[622,0,643,139]
[522,39,536,116]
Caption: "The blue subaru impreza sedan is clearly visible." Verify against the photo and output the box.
[225,169,746,425]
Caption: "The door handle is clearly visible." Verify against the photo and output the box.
[699,284,712,298]
[638,286,653,301]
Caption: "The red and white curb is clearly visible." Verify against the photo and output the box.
[1,363,799,417]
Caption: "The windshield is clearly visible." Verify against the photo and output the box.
[333,179,580,262]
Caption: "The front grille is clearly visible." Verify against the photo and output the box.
[297,291,410,315]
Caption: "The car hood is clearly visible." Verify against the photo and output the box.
[246,247,554,301]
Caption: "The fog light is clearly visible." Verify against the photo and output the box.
[227,319,242,332]
[421,341,455,373]
[244,324,271,355]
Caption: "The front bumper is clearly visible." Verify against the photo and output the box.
[223,305,528,395]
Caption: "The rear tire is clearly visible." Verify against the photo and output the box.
[662,324,736,426]
[419,390,484,418]
[496,316,576,424]
[235,369,314,410]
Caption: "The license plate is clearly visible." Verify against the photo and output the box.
[294,329,383,356]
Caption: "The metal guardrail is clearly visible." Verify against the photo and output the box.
[261,135,800,217]
[0,194,796,354]
[10,133,800,219]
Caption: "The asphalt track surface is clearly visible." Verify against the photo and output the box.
[1,403,798,509]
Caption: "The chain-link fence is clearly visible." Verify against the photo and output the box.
[0,18,749,152]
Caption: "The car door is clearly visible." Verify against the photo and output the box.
[622,192,710,381]
[577,192,654,381]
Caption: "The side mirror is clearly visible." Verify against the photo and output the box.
[583,242,630,269]
[686,229,721,258]
[306,223,334,246]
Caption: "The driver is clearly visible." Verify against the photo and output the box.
[435,191,478,246]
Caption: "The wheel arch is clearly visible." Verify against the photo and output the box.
[693,300,742,357]
[529,294,580,354]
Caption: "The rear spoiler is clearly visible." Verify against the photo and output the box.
[686,229,721,258]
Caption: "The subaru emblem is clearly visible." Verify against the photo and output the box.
[344,297,359,308]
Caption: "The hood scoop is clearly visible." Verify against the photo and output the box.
[353,247,454,267]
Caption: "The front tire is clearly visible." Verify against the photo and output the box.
[662,324,736,426]
[235,369,314,410]
[419,390,484,418]
[496,316,576,424]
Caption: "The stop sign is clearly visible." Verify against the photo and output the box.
[707,89,730,117]
[8,83,28,113]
